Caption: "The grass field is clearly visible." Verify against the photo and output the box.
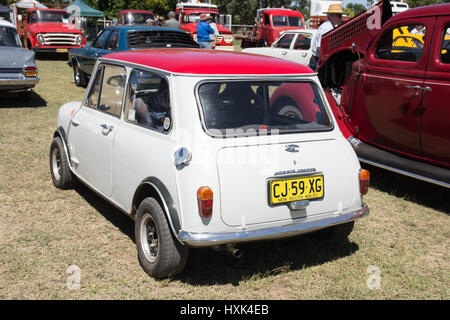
[0,57,448,300]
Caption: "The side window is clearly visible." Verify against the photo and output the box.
[440,26,450,64]
[124,69,171,133]
[293,33,312,50]
[92,30,109,49]
[374,24,426,62]
[105,30,119,51]
[264,14,270,26]
[85,64,126,117]
[275,33,294,49]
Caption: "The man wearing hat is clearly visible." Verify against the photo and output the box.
[196,13,214,49]
[309,4,343,71]
[163,11,180,29]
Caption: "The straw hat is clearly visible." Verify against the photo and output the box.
[200,13,208,21]
[323,4,343,15]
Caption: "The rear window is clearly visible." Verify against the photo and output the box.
[197,81,331,137]
[272,16,303,28]
[127,30,199,48]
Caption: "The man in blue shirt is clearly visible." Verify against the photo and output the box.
[197,13,214,49]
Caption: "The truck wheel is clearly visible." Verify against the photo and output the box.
[73,62,87,87]
[135,197,188,279]
[49,137,75,189]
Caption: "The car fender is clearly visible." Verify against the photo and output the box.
[132,177,182,241]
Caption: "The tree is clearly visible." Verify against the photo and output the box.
[406,0,449,8]
[344,2,367,17]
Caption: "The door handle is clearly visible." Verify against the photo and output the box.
[282,51,287,55]
[100,124,113,135]
[71,119,80,126]
[421,86,432,92]
[405,85,421,90]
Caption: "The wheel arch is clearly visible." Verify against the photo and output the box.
[53,127,73,171]
[132,177,182,241]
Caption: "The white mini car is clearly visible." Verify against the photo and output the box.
[242,29,317,66]
[50,48,369,278]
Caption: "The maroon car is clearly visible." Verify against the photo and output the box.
[319,0,450,188]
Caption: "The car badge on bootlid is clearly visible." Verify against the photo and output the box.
[285,144,299,153]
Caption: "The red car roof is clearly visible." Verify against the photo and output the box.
[262,9,303,17]
[103,49,314,75]
[120,10,154,14]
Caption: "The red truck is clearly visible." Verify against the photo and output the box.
[117,10,156,25]
[318,0,450,187]
[175,1,234,50]
[14,8,85,53]
[238,8,305,49]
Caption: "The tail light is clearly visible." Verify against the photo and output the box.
[359,169,370,195]
[24,66,37,77]
[197,186,213,218]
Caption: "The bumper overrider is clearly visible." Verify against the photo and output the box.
[0,77,40,91]
[178,203,369,247]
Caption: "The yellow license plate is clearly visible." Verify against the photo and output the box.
[269,175,324,205]
[56,48,68,53]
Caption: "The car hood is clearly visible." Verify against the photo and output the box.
[28,23,83,34]
[0,47,36,68]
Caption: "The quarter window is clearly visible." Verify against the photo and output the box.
[124,69,171,133]
[374,24,426,62]
[275,34,294,49]
[440,26,450,64]
[293,33,312,50]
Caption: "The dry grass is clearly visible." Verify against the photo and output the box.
[0,56,448,300]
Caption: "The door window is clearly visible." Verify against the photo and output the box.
[84,64,126,117]
[92,30,110,49]
[374,24,426,62]
[275,33,294,49]
[440,26,450,64]
[124,69,171,133]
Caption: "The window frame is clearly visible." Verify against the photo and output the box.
[82,62,127,119]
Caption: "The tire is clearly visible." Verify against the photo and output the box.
[322,221,355,243]
[273,97,303,120]
[135,197,189,279]
[73,62,87,87]
[49,137,75,189]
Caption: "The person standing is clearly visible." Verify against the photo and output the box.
[209,15,219,49]
[309,4,343,71]
[196,13,214,49]
[163,11,180,29]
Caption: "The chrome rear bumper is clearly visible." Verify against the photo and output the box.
[0,77,39,91]
[178,203,369,247]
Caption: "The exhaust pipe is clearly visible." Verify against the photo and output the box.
[212,244,243,259]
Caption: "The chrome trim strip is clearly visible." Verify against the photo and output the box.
[0,78,39,86]
[178,203,369,247]
[359,157,450,188]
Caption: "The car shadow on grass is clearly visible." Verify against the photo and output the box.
[73,183,359,286]
[74,184,135,242]
[0,91,47,108]
[36,53,69,61]
[362,163,450,214]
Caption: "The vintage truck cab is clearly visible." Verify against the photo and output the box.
[239,8,306,49]
[15,8,85,53]
[175,0,234,50]
[117,10,156,25]
[319,0,450,188]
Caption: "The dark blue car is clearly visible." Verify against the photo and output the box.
[68,25,199,87]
